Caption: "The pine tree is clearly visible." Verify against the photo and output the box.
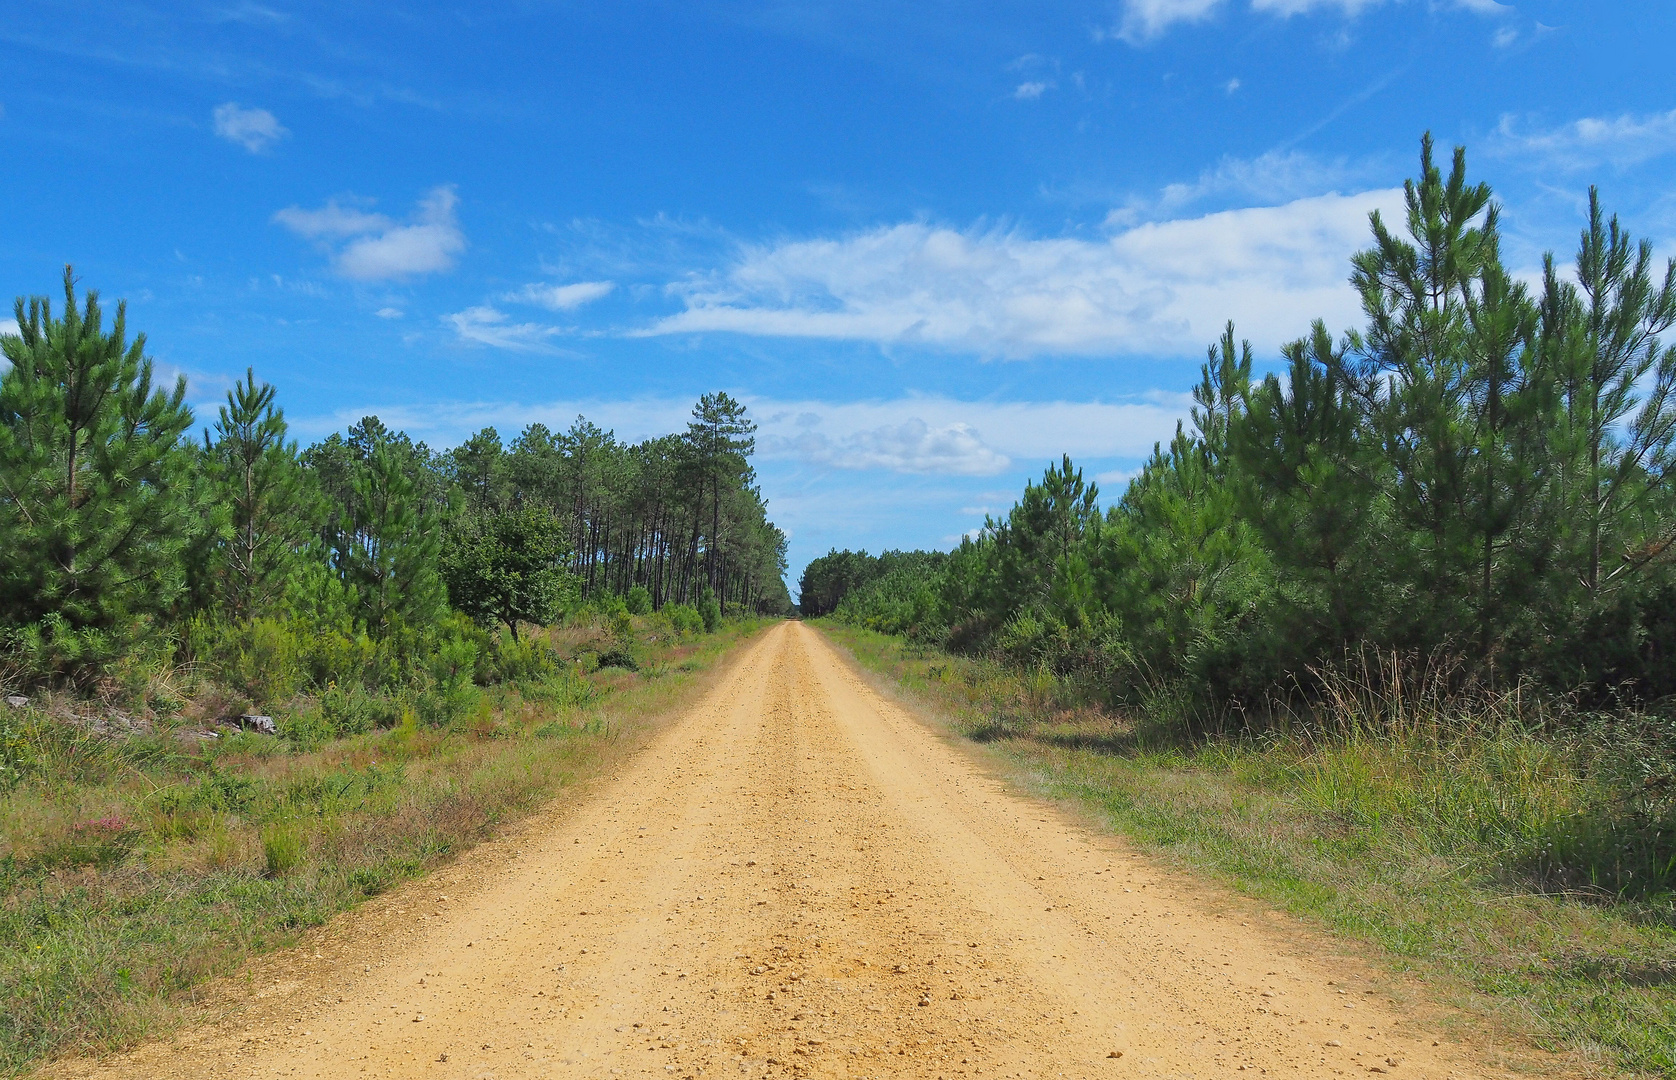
[0,267,194,649]
[195,368,314,620]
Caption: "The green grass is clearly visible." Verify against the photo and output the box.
[818,621,1676,1079]
[0,616,771,1076]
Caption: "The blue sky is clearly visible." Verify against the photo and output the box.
[5,1,1674,583]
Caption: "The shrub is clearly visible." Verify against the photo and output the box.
[488,634,559,683]
[661,604,703,635]
[698,593,721,633]
[624,585,652,615]
[596,648,638,672]
[224,617,304,705]
[318,683,394,736]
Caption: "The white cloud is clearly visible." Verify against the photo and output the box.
[375,307,403,319]
[444,305,563,351]
[274,186,465,280]
[273,201,390,239]
[754,396,1189,474]
[774,420,1009,475]
[507,280,616,310]
[1224,77,1241,94]
[1249,0,1385,15]
[1494,109,1676,171]
[1014,81,1050,101]
[1109,150,1370,224]
[639,188,1401,359]
[212,102,288,153]
[1114,0,1225,42]
[1112,0,1502,42]
[290,394,1191,478]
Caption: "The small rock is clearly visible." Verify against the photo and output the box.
[1108,1051,1124,1059]
[1327,1040,1342,1047]
[437,1054,449,1063]
[239,714,277,735]
[413,1014,425,1023]
[4,695,27,709]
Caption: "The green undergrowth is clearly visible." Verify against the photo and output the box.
[0,617,772,1076]
[818,621,1676,1079]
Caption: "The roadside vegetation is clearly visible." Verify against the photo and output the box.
[805,138,1676,1076]
[0,267,791,1072]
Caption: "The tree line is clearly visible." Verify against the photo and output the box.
[808,138,1676,719]
[0,269,791,691]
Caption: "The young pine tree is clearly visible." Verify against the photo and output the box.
[0,268,194,653]
[194,368,315,621]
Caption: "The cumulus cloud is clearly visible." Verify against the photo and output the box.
[274,186,465,280]
[638,188,1401,359]
[507,280,616,310]
[212,102,288,152]
[1494,109,1676,171]
[375,307,403,319]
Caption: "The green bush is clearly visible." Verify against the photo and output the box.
[624,585,652,615]
[225,617,304,705]
[698,594,720,633]
[660,604,703,635]
[318,683,394,736]
[487,634,559,683]
[596,647,638,672]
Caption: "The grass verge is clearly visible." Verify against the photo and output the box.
[817,621,1676,1079]
[0,617,771,1076]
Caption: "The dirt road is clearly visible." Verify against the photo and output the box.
[68,622,1501,1079]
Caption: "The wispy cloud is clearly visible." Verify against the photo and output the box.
[274,201,390,238]
[1013,81,1050,101]
[1110,0,1506,43]
[1109,148,1373,223]
[755,397,1188,474]
[289,394,1190,477]
[275,186,465,280]
[637,189,1401,359]
[1112,0,1225,43]
[212,102,288,152]
[1493,109,1676,171]
[443,305,563,351]
[1249,0,1385,15]
[506,280,616,310]
[772,419,1009,475]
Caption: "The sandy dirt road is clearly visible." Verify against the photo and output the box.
[64,622,1504,1080]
